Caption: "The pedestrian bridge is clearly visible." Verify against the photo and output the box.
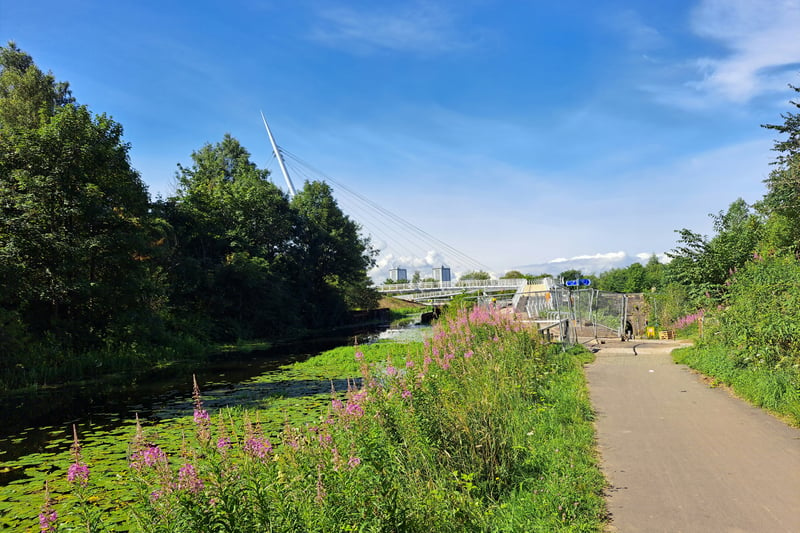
[377,278,528,305]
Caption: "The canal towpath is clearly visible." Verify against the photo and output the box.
[585,339,800,532]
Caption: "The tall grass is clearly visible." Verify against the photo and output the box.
[46,306,605,531]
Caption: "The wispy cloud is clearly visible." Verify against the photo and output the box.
[608,9,666,52]
[309,2,472,54]
[688,0,800,102]
[515,251,669,276]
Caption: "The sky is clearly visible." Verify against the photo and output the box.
[3,0,800,280]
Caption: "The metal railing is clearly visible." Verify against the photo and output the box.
[517,288,632,342]
[378,278,527,293]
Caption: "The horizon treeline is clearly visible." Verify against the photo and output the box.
[0,42,378,388]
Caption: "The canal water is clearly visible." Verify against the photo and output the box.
[0,323,430,527]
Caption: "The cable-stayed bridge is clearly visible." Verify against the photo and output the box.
[377,278,528,305]
[261,115,493,282]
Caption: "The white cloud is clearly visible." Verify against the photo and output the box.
[636,252,671,263]
[517,251,642,276]
[609,9,666,51]
[309,3,471,54]
[688,0,800,102]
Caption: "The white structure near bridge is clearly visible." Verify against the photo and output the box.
[377,277,534,306]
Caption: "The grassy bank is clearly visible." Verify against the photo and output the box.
[673,344,800,426]
[29,307,606,531]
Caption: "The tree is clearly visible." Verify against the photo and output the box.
[644,254,666,291]
[460,270,491,281]
[666,199,763,302]
[0,41,74,131]
[762,84,800,168]
[500,270,525,279]
[0,43,158,348]
[558,269,583,283]
[164,135,298,339]
[290,180,377,326]
[596,268,628,293]
[760,84,800,253]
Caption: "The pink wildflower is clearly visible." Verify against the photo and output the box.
[39,481,57,533]
[177,463,204,493]
[67,462,90,486]
[216,437,231,451]
[386,365,398,376]
[194,409,210,424]
[355,351,364,361]
[405,360,414,368]
[401,390,412,400]
[345,402,364,417]
[350,391,367,403]
[348,456,361,469]
[244,437,272,459]
[39,509,58,533]
[131,445,167,471]
[464,350,474,359]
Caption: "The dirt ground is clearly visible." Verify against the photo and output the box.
[584,339,800,533]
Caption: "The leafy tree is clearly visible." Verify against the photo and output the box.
[0,41,74,130]
[762,84,800,168]
[666,198,763,303]
[759,84,800,253]
[644,254,666,291]
[0,43,158,349]
[290,180,377,326]
[558,269,583,283]
[163,134,298,339]
[501,270,525,279]
[460,270,491,281]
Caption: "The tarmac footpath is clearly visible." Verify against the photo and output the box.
[584,339,800,533]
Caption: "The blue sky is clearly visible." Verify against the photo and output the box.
[3,0,800,279]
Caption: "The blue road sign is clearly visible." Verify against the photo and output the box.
[565,279,591,287]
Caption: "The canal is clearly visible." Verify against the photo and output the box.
[0,323,429,529]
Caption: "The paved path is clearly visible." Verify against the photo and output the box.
[585,339,800,533]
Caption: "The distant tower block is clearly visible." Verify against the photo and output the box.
[433,266,451,282]
[389,268,407,282]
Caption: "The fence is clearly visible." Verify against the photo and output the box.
[516,288,636,344]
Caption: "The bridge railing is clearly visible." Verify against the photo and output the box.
[378,278,527,293]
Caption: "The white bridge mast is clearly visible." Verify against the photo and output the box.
[260,111,297,198]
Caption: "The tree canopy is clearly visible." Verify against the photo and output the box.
[0,43,379,387]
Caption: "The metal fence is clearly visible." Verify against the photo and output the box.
[516,288,635,343]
